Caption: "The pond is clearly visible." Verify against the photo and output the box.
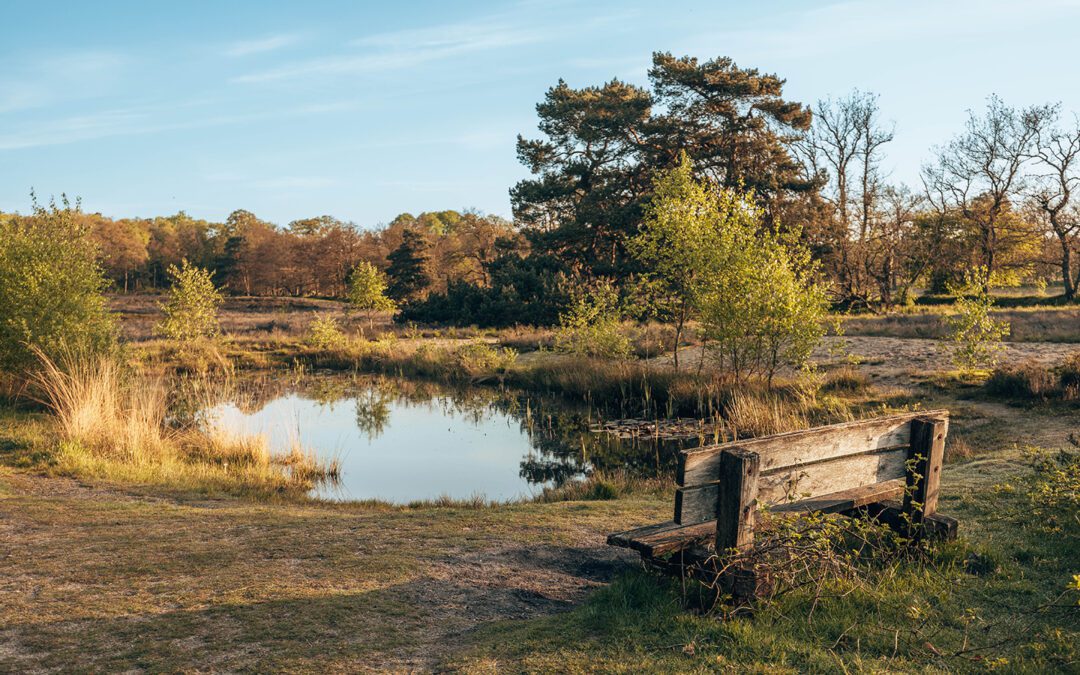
[199,374,709,503]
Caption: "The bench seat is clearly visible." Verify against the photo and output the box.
[608,478,912,558]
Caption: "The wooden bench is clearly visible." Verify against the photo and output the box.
[608,411,957,592]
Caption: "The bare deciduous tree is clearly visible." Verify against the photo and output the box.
[922,96,1057,288]
[796,90,894,306]
[1028,113,1080,299]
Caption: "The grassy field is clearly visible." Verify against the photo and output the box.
[2,412,1077,672]
[1,295,1078,672]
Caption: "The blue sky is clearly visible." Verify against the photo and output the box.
[3,0,1079,228]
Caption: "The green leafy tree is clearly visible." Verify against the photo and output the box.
[0,197,116,371]
[697,198,829,385]
[386,229,432,303]
[629,153,716,370]
[632,156,828,381]
[942,272,1010,371]
[347,261,396,328]
[157,261,223,342]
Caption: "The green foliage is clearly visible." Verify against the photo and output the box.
[157,261,223,343]
[306,315,348,350]
[400,250,571,327]
[628,152,716,368]
[347,261,396,324]
[942,273,1010,371]
[0,197,116,371]
[513,53,813,278]
[697,213,829,383]
[1024,448,1080,537]
[553,283,632,359]
[451,341,518,377]
[636,157,828,382]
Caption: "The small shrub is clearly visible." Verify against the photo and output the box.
[554,283,632,359]
[347,261,396,329]
[452,341,517,378]
[0,198,116,371]
[942,277,1010,371]
[306,315,348,350]
[985,353,1080,402]
[157,261,223,343]
[1060,352,1080,390]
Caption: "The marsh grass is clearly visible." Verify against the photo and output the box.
[534,470,669,503]
[29,351,338,498]
[985,352,1080,403]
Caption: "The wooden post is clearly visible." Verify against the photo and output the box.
[715,448,760,554]
[903,416,947,531]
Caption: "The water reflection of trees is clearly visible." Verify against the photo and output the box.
[353,387,392,440]
[176,372,698,489]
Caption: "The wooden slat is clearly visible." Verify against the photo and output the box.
[606,520,716,558]
[675,445,909,524]
[851,500,958,541]
[770,478,906,514]
[904,416,948,524]
[608,479,910,558]
[678,410,949,489]
[715,449,760,553]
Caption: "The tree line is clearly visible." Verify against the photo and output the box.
[5,51,1079,326]
[0,206,519,303]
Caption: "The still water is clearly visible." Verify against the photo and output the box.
[202,375,698,503]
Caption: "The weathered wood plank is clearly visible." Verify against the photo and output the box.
[606,520,716,557]
[851,500,958,541]
[610,480,909,558]
[674,446,909,524]
[715,449,760,553]
[904,415,948,526]
[769,477,906,514]
[678,410,949,489]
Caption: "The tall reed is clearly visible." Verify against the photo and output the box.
[30,350,337,497]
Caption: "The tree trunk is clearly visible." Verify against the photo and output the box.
[1062,239,1076,300]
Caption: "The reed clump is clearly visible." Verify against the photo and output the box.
[31,351,337,498]
[984,352,1080,403]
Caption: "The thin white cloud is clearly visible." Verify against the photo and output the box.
[0,99,349,151]
[233,19,549,83]
[224,34,302,57]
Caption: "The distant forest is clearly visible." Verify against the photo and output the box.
[5,52,1079,326]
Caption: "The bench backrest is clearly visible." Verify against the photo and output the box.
[674,410,950,526]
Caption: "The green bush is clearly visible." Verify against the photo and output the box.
[0,198,116,371]
[942,275,1010,371]
[306,315,348,350]
[157,261,223,343]
[633,156,829,382]
[554,283,632,359]
[347,261,396,328]
[452,341,517,377]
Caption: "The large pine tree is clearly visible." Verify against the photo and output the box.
[386,228,432,303]
[512,52,817,278]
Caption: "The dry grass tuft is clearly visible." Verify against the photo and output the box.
[723,392,810,439]
[30,351,338,498]
[985,352,1080,403]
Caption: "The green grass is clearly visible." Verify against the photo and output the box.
[448,454,1080,673]
[4,381,1078,672]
